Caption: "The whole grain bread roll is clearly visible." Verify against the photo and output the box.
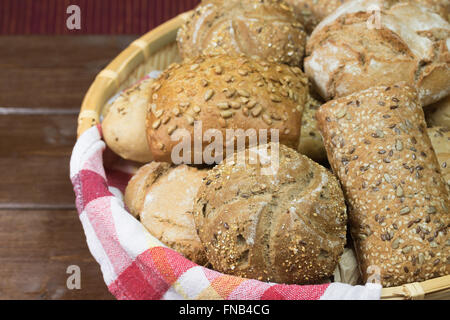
[297,94,327,163]
[102,78,154,163]
[177,0,307,66]
[147,55,308,164]
[124,162,208,265]
[305,0,450,106]
[192,143,347,284]
[428,127,450,188]
[286,0,449,34]
[316,84,450,287]
[426,95,450,128]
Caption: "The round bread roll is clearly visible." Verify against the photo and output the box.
[124,162,208,265]
[297,94,327,163]
[177,0,307,67]
[286,0,449,34]
[305,0,450,106]
[103,78,154,163]
[192,143,347,284]
[428,127,450,188]
[426,95,450,128]
[147,55,309,164]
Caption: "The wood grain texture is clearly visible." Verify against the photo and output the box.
[0,210,113,300]
[0,36,136,109]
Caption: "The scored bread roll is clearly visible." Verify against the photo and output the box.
[177,0,307,67]
[102,78,154,163]
[124,163,208,265]
[305,0,450,106]
[428,127,450,188]
[193,143,347,284]
[286,0,449,34]
[297,94,327,163]
[426,95,450,128]
[147,55,308,164]
[316,84,450,287]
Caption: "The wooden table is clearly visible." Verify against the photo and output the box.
[0,35,140,299]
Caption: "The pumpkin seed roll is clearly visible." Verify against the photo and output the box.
[316,84,449,287]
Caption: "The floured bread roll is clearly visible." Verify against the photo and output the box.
[428,127,450,188]
[305,0,450,106]
[426,96,450,128]
[297,94,327,163]
[103,78,154,163]
[177,0,307,66]
[193,143,347,284]
[286,0,449,34]
[125,163,208,265]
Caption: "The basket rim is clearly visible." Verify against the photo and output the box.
[75,10,450,300]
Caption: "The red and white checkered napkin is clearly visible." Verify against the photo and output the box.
[70,125,382,300]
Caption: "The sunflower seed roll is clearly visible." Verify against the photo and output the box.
[316,84,449,287]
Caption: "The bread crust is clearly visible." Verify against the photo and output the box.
[428,127,450,189]
[103,78,154,163]
[177,0,307,66]
[305,0,450,106]
[426,95,450,127]
[124,163,208,265]
[193,143,347,284]
[146,55,308,164]
[316,84,450,287]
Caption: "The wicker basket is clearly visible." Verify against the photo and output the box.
[78,11,450,300]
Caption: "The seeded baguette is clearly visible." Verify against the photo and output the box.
[428,127,450,189]
[124,163,208,265]
[316,84,450,287]
[147,55,308,164]
[102,78,154,162]
[193,143,347,284]
[305,0,450,106]
[297,94,327,163]
[177,0,307,67]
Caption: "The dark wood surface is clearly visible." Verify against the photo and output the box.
[0,35,139,299]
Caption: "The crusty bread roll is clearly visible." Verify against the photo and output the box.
[102,78,154,163]
[146,55,308,164]
[297,94,327,163]
[124,163,208,265]
[305,0,450,106]
[286,0,449,34]
[426,95,450,128]
[177,0,307,66]
[193,143,347,284]
[316,84,450,287]
[428,127,450,188]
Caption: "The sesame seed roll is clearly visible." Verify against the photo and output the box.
[316,84,449,287]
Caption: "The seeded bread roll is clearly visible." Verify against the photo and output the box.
[297,94,327,163]
[428,127,450,188]
[177,0,307,67]
[193,143,347,284]
[102,78,154,163]
[426,96,450,128]
[124,163,208,265]
[305,0,450,106]
[316,84,450,287]
[147,55,308,164]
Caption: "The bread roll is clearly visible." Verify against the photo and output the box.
[316,84,450,287]
[428,127,450,188]
[177,0,307,66]
[426,95,450,128]
[124,163,208,265]
[286,0,449,34]
[297,94,327,163]
[193,143,347,284]
[102,78,154,163]
[146,55,308,164]
[305,0,450,106]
